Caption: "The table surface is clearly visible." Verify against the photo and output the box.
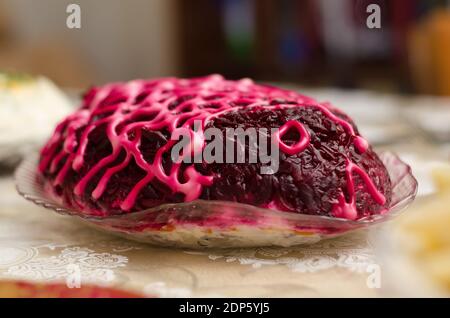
[0,175,382,297]
[0,90,449,297]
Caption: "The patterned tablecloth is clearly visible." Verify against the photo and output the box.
[0,174,389,297]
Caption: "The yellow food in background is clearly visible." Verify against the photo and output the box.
[431,164,450,193]
[397,163,450,292]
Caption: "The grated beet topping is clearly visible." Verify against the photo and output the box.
[39,75,391,219]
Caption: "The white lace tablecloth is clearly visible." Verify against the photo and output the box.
[0,175,387,297]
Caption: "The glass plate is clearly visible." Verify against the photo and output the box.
[15,152,417,249]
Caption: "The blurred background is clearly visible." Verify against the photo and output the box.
[3,0,450,155]
[0,0,450,95]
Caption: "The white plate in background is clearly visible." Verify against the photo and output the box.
[0,75,74,166]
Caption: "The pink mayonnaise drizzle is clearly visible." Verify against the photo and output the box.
[273,120,310,155]
[39,75,384,219]
[331,160,386,220]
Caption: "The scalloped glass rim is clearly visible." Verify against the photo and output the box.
[15,151,418,248]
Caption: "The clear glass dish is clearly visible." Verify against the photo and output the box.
[15,152,417,249]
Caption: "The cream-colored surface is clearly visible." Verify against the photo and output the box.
[2,147,448,297]
[0,177,381,297]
